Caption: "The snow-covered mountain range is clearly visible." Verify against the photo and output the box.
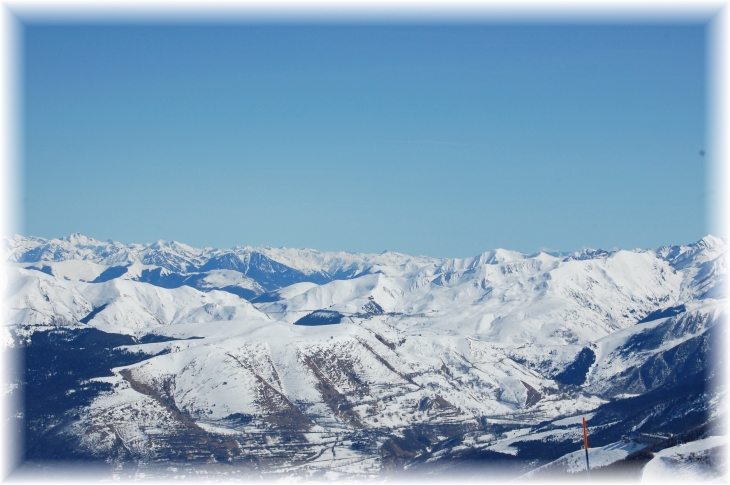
[2,234,726,481]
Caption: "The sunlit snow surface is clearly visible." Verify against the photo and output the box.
[641,436,728,482]
[2,234,727,481]
[523,439,646,477]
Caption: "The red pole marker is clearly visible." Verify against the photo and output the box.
[583,417,591,480]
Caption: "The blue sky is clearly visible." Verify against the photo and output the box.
[23,23,708,257]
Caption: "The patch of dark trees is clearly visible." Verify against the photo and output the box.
[16,329,160,461]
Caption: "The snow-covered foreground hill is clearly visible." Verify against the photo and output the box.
[641,435,728,482]
[1,234,727,481]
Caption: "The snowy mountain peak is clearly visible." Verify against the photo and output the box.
[697,233,726,249]
[479,248,526,265]
[62,232,97,245]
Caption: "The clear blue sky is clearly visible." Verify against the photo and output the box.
[23,23,708,257]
